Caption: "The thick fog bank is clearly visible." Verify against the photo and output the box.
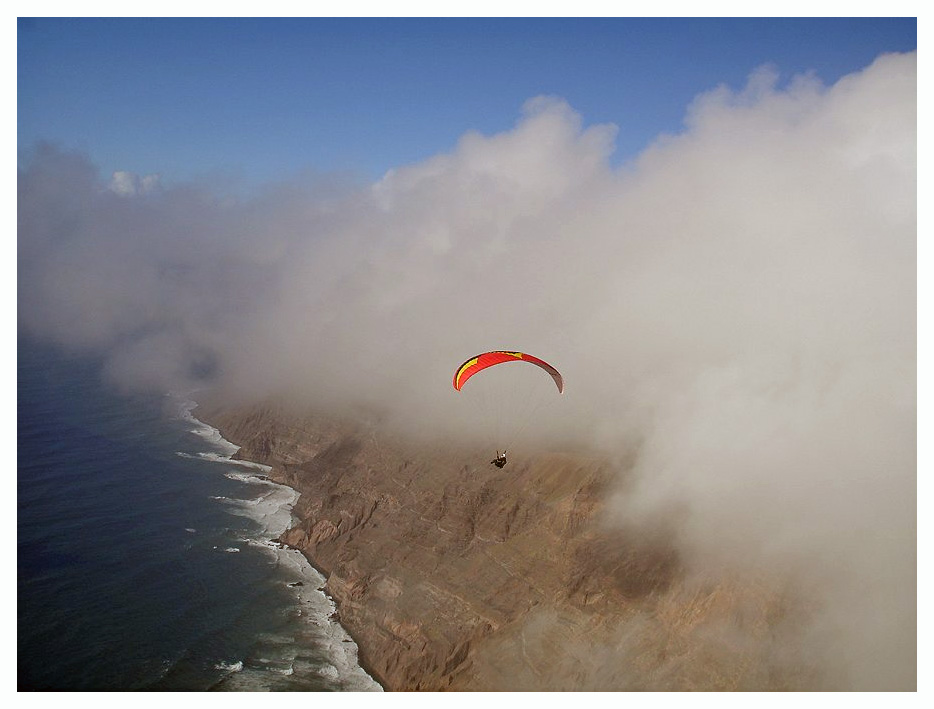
[18,52,916,688]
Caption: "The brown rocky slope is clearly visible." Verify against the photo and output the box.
[197,401,817,691]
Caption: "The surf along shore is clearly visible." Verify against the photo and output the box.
[194,399,820,691]
[181,399,382,690]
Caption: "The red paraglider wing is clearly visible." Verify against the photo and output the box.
[453,351,564,393]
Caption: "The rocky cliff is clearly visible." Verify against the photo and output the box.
[197,401,817,691]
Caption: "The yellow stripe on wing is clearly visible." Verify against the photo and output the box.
[455,357,479,389]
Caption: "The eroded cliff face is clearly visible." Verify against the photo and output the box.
[198,402,816,691]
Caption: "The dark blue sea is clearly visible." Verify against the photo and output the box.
[17,340,381,691]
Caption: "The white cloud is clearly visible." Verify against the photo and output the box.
[108,170,161,196]
[18,51,917,689]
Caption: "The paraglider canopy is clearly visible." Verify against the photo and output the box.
[453,351,564,393]
[453,350,563,463]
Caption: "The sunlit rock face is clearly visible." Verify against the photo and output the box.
[199,401,886,691]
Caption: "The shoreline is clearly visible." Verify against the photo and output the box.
[185,401,385,691]
[183,399,834,690]
[273,533,389,691]
[178,394,908,691]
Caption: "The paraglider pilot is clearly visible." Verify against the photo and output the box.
[491,450,507,468]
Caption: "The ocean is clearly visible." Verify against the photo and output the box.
[17,340,381,691]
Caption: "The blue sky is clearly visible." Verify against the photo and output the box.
[17,17,917,188]
[14,19,921,676]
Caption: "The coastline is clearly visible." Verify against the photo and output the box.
[190,399,828,690]
[182,400,384,691]
[273,535,388,690]
[187,398,627,690]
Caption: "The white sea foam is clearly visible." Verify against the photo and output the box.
[215,660,243,673]
[173,396,382,691]
[173,397,241,457]
[317,664,340,681]
[214,486,298,539]
[223,470,273,484]
[175,447,272,472]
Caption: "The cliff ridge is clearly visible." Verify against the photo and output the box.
[198,401,815,691]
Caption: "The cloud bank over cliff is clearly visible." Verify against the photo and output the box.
[18,52,916,688]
